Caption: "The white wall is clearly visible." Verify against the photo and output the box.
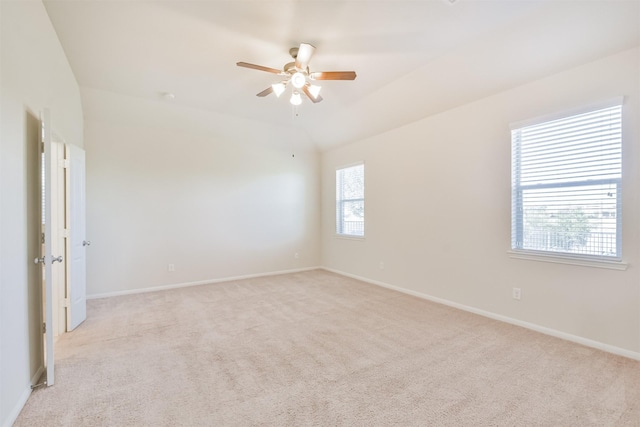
[321,48,640,356]
[0,1,83,426]
[82,88,320,297]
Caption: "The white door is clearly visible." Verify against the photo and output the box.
[51,141,67,338]
[67,144,87,330]
[36,109,57,386]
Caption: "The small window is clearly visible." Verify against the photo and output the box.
[336,163,364,237]
[511,102,622,259]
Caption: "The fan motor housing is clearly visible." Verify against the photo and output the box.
[284,61,308,74]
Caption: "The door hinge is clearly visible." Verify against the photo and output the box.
[59,158,70,169]
[63,298,70,308]
[62,228,70,238]
[41,233,45,244]
[42,322,46,334]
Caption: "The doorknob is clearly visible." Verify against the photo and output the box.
[52,256,63,263]
[83,240,91,247]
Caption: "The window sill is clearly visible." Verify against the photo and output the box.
[507,250,627,270]
[335,234,365,241]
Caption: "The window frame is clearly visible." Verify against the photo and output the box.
[509,98,625,268]
[335,162,365,238]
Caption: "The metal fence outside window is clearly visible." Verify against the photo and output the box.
[523,231,616,256]
[342,220,364,236]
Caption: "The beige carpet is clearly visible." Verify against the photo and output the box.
[15,270,640,426]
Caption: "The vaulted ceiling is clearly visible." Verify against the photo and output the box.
[43,0,639,150]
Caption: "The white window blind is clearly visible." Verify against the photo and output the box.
[336,163,364,236]
[511,103,622,259]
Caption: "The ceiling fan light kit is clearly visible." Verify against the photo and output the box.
[272,82,286,97]
[237,42,356,106]
[290,91,302,106]
[308,84,321,99]
[291,72,306,89]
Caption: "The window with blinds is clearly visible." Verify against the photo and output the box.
[336,163,364,237]
[511,103,622,259]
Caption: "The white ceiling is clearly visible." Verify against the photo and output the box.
[43,0,639,150]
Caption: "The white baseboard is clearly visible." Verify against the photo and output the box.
[322,267,640,362]
[85,265,640,361]
[87,266,322,300]
[3,384,33,427]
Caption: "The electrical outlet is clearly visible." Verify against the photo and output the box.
[168,264,175,272]
[294,252,299,259]
[379,261,384,270]
[512,287,521,300]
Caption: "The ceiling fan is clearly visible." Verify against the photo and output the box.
[237,43,357,105]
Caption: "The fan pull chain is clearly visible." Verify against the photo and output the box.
[290,105,300,158]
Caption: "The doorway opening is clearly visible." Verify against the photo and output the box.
[33,109,87,389]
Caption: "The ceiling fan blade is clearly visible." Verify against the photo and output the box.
[295,43,315,70]
[302,85,323,103]
[256,87,274,97]
[309,71,357,80]
[237,62,282,74]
